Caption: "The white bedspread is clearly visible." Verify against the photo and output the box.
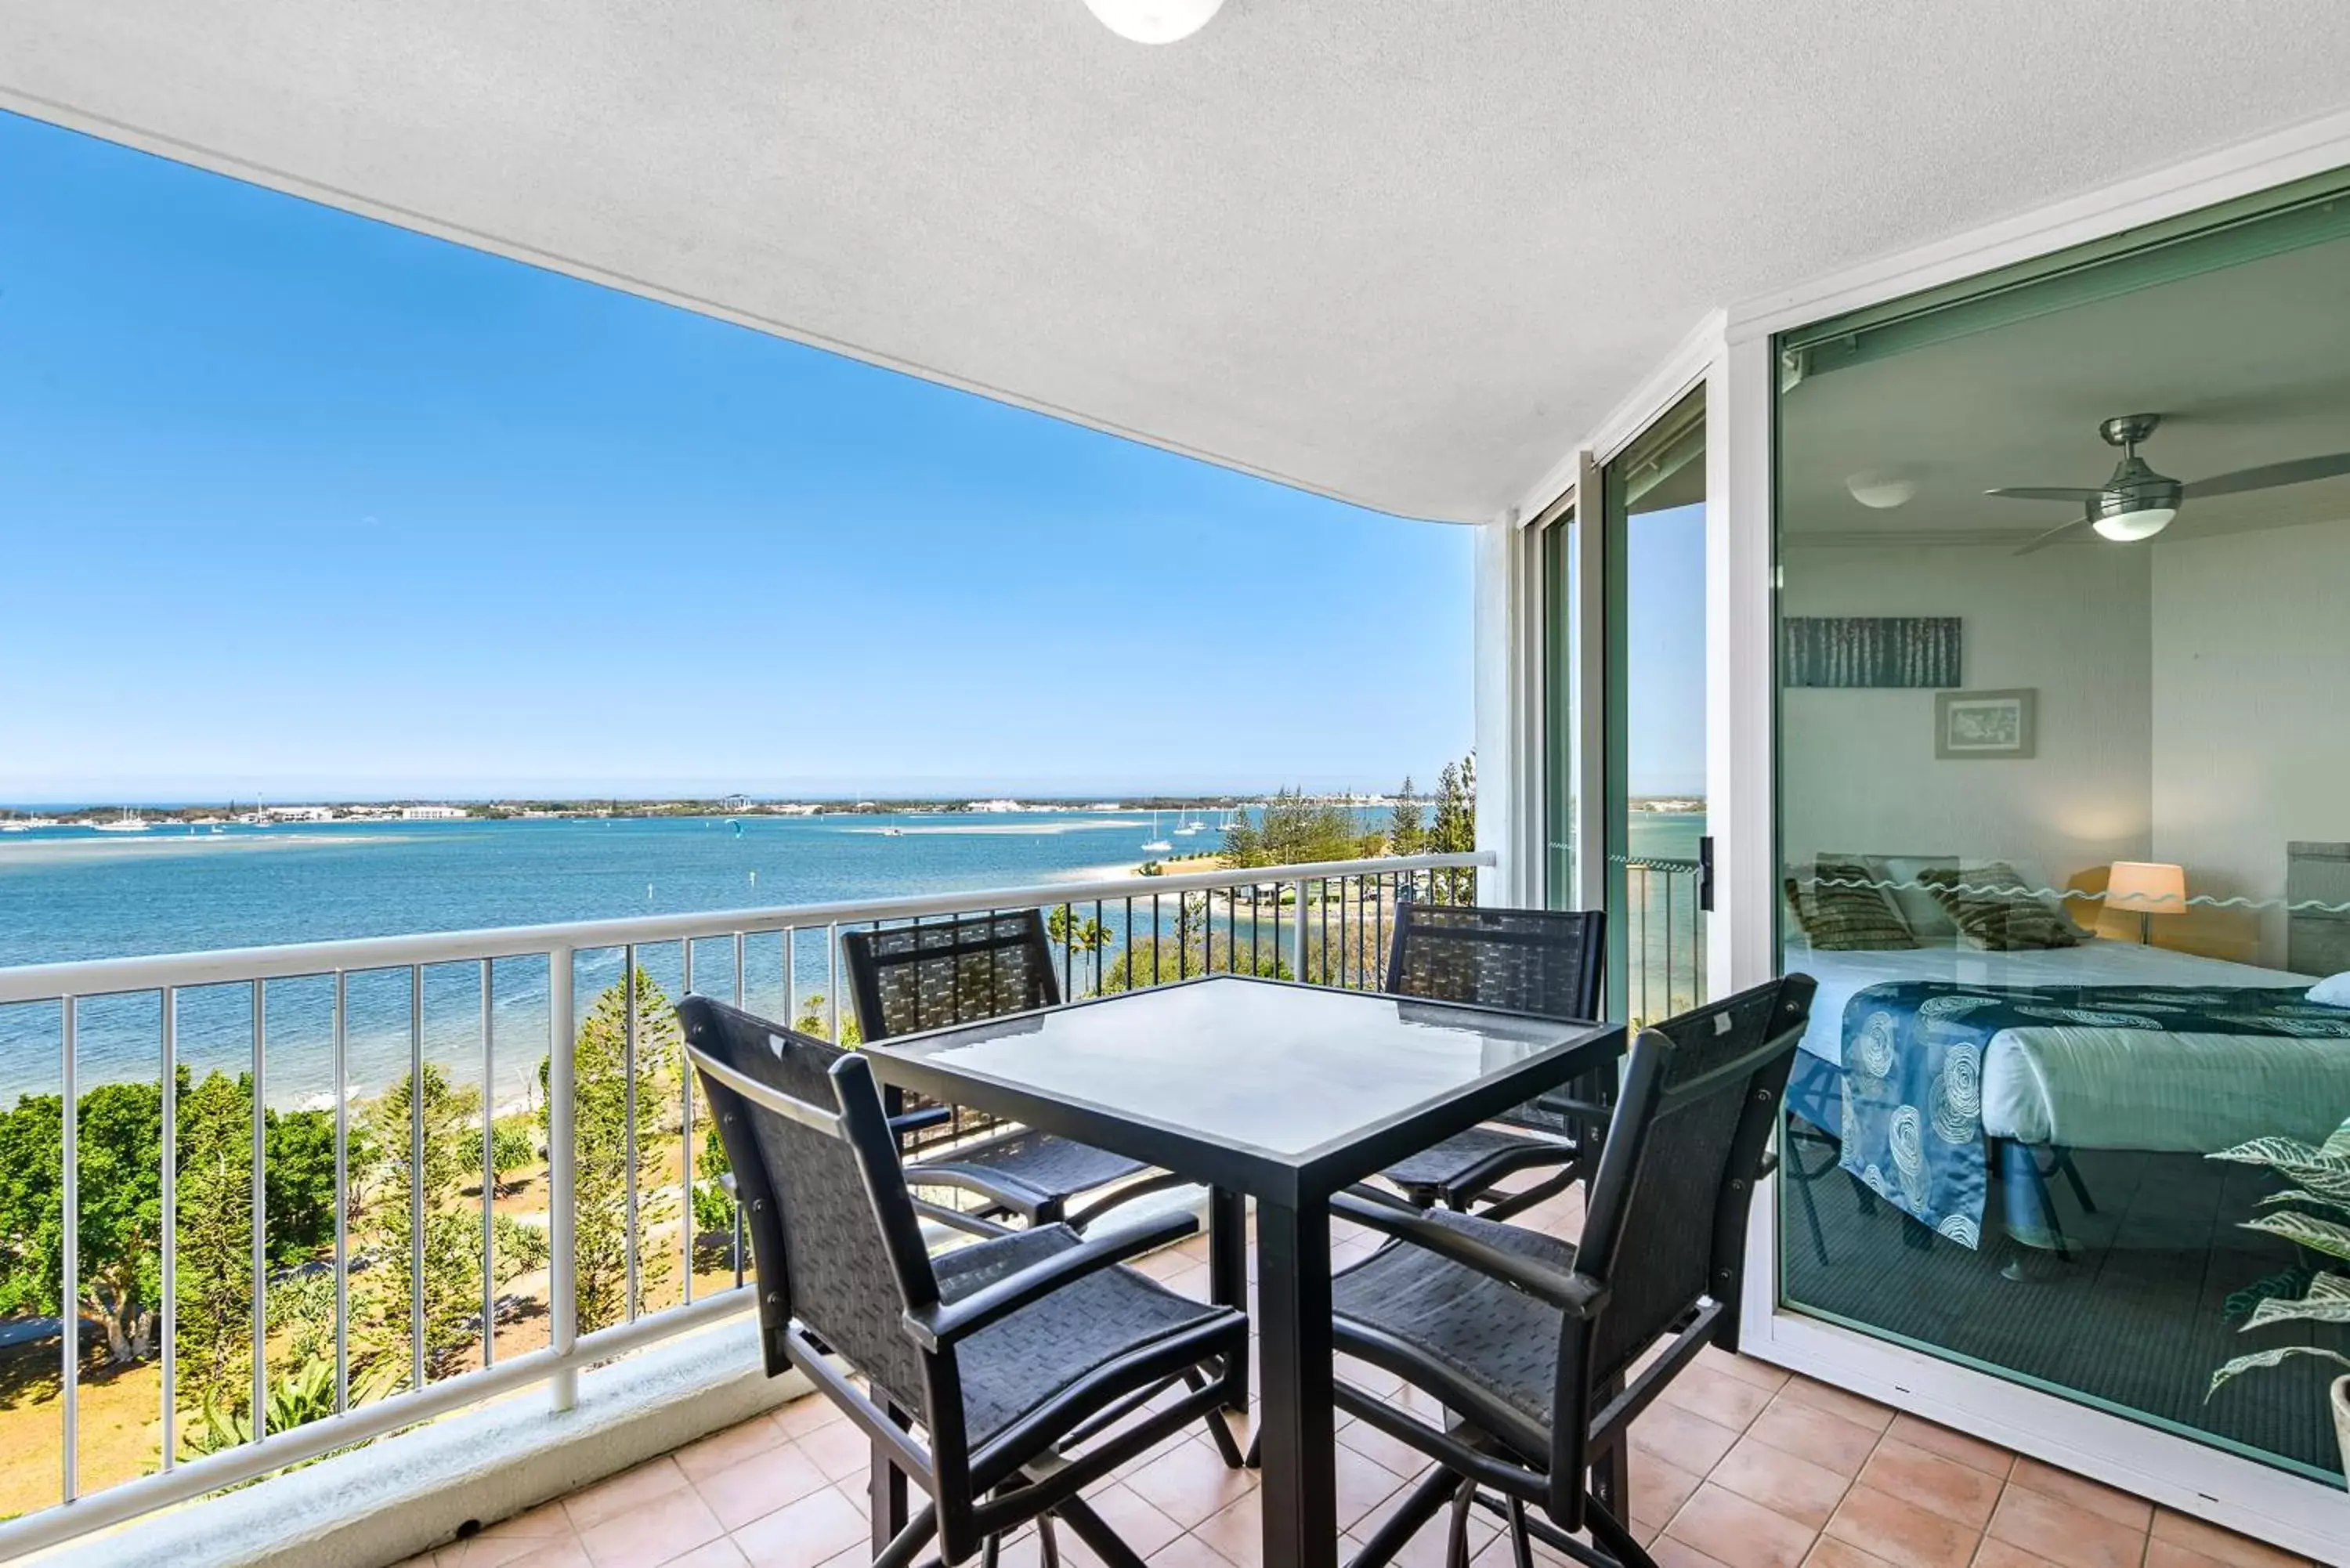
[1786,939,2331,1150]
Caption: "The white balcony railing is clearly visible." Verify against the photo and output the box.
[0,850,1489,1558]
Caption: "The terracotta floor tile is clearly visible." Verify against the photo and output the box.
[1628,1447,1706,1534]
[574,1485,723,1568]
[795,1420,877,1484]
[1700,1346,1792,1396]
[1777,1376,1897,1435]
[1884,1415,2012,1480]
[486,1544,591,1568]
[1805,1541,1899,1568]
[441,1510,584,1568]
[1659,1361,1778,1433]
[1984,1485,2146,1568]
[1628,1401,1744,1476]
[774,1395,847,1440]
[1664,1482,1820,1568]
[1745,1396,1885,1478]
[1191,1491,1264,1566]
[1971,1541,2063,1568]
[1078,1482,1188,1561]
[1821,1483,1977,1568]
[1335,1355,1406,1400]
[1334,1412,1432,1477]
[1334,1445,1412,1531]
[2004,1458,2152,1534]
[565,1458,692,1532]
[1650,1539,1738,1568]
[2149,1508,2309,1568]
[1124,1435,1260,1527]
[2146,1545,2239,1568]
[1144,1534,1242,1568]
[674,1415,790,1483]
[728,1487,870,1568]
[1710,1435,1855,1530]
[693,1440,832,1530]
[662,1541,752,1568]
[1856,1439,2003,1531]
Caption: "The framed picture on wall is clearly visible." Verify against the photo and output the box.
[1936,688,2036,760]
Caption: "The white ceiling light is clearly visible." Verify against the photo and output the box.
[1845,466,1922,509]
[2092,504,2177,543]
[1082,0,1226,45]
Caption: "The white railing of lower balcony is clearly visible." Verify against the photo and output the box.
[0,850,1489,1556]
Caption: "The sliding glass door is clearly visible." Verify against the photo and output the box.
[1772,175,2350,1486]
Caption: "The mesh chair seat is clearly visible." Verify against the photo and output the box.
[1333,1207,1578,1450]
[916,1129,1156,1215]
[1378,1125,1574,1194]
[938,1225,1230,1445]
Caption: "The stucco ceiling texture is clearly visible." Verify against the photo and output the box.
[6,2,2350,522]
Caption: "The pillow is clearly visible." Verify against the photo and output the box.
[1844,853,1960,943]
[2311,973,2350,1010]
[1918,862,2082,952]
[1784,857,1918,951]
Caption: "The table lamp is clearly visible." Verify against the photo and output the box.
[2106,861,2187,945]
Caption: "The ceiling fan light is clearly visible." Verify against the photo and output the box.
[1081,0,1226,44]
[2092,505,2176,544]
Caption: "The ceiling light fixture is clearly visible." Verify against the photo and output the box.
[1845,466,1922,510]
[1082,0,1226,45]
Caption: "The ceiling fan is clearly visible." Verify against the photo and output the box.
[1988,414,2350,555]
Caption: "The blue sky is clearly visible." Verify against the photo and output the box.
[0,110,1478,803]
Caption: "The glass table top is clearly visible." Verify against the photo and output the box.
[870,975,1603,1162]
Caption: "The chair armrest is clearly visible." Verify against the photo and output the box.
[1329,1190,1607,1318]
[889,1104,955,1140]
[900,1210,1202,1352]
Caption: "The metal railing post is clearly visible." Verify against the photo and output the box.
[1289,880,1308,981]
[547,945,578,1412]
[60,997,78,1506]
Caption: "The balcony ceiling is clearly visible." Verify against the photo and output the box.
[6,2,2350,523]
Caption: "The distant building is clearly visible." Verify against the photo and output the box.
[966,799,1025,813]
[400,804,468,820]
[720,794,750,812]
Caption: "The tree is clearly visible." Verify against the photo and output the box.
[175,1071,260,1419]
[0,1082,164,1367]
[352,1064,488,1386]
[1429,754,1477,902]
[1047,905,1114,994]
[1220,789,1373,869]
[544,969,682,1334]
[1096,935,1289,995]
[1386,777,1424,858]
[488,1114,537,1196]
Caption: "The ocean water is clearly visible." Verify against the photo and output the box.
[0,809,1703,1106]
[0,810,1283,1104]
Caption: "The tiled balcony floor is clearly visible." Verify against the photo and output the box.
[392,1190,2310,1568]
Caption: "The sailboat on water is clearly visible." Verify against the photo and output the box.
[92,809,150,834]
[1140,811,1173,854]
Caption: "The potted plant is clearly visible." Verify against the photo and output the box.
[2207,1116,2350,1475]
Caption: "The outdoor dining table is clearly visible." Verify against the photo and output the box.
[866,973,1626,1568]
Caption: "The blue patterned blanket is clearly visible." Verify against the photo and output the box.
[1838,982,2333,1249]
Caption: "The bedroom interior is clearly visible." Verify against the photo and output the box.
[1771,181,2350,1483]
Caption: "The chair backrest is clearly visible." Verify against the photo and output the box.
[1386,904,1607,1132]
[677,994,942,1421]
[1571,973,1817,1384]
[844,911,1065,1043]
[1383,903,1606,1021]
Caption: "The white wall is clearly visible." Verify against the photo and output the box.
[2152,515,2350,966]
[1778,540,2154,889]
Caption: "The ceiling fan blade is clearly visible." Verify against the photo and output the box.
[1985,486,2102,502]
[2182,451,2350,499]
[2013,515,2094,556]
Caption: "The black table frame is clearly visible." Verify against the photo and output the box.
[866,975,1625,1568]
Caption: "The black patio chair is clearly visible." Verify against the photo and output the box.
[844,912,1189,1230]
[1329,974,1817,1568]
[1373,904,1610,1218]
[679,995,1251,1568]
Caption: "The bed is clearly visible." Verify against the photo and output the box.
[1781,937,2345,1253]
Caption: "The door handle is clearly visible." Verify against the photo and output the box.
[1698,836,1716,913]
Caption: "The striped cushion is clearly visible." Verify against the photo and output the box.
[1918,862,2083,952]
[1784,858,1917,951]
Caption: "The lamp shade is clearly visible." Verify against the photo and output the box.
[2107,861,2187,914]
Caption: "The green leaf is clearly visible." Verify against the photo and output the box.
[2321,1116,2350,1162]
[2209,1135,2340,1171]
[2265,1162,2350,1209]
[2243,1209,2350,1264]
[2207,1345,2350,1400]
[2310,1270,2350,1300]
[2243,1293,2350,1331]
